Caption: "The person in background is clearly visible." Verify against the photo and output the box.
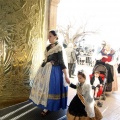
[117,48,120,73]
[65,43,77,78]
[95,43,118,92]
[29,30,70,116]
[71,44,77,76]
[96,40,106,55]
[76,48,80,64]
[90,71,103,100]
[92,40,106,66]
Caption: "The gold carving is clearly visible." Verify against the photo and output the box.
[0,0,47,108]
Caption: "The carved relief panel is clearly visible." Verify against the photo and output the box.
[0,0,47,108]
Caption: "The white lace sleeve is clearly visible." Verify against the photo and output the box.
[84,85,93,103]
[82,84,95,118]
[95,52,102,60]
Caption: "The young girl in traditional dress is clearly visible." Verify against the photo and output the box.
[67,70,103,120]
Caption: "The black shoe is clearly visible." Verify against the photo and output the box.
[94,97,99,100]
[41,110,50,117]
[97,101,103,107]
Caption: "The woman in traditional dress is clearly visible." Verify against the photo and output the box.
[29,30,70,116]
[95,43,118,91]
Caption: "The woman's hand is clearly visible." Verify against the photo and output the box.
[62,69,71,84]
[65,76,70,84]
[102,56,108,58]
[105,61,109,64]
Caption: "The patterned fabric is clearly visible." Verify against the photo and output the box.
[29,62,52,106]
[38,66,68,111]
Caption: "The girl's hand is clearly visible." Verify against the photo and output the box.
[51,61,54,65]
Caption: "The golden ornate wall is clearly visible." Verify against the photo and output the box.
[0,0,60,109]
[0,0,48,108]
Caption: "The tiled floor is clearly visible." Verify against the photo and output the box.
[68,64,120,120]
[1,64,120,120]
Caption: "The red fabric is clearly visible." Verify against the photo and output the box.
[99,74,105,80]
[101,56,112,62]
[97,86,103,97]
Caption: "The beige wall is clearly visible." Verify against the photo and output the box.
[49,0,60,30]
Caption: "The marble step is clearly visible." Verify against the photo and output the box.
[0,101,67,120]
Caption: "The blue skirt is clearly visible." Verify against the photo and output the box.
[30,66,68,111]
